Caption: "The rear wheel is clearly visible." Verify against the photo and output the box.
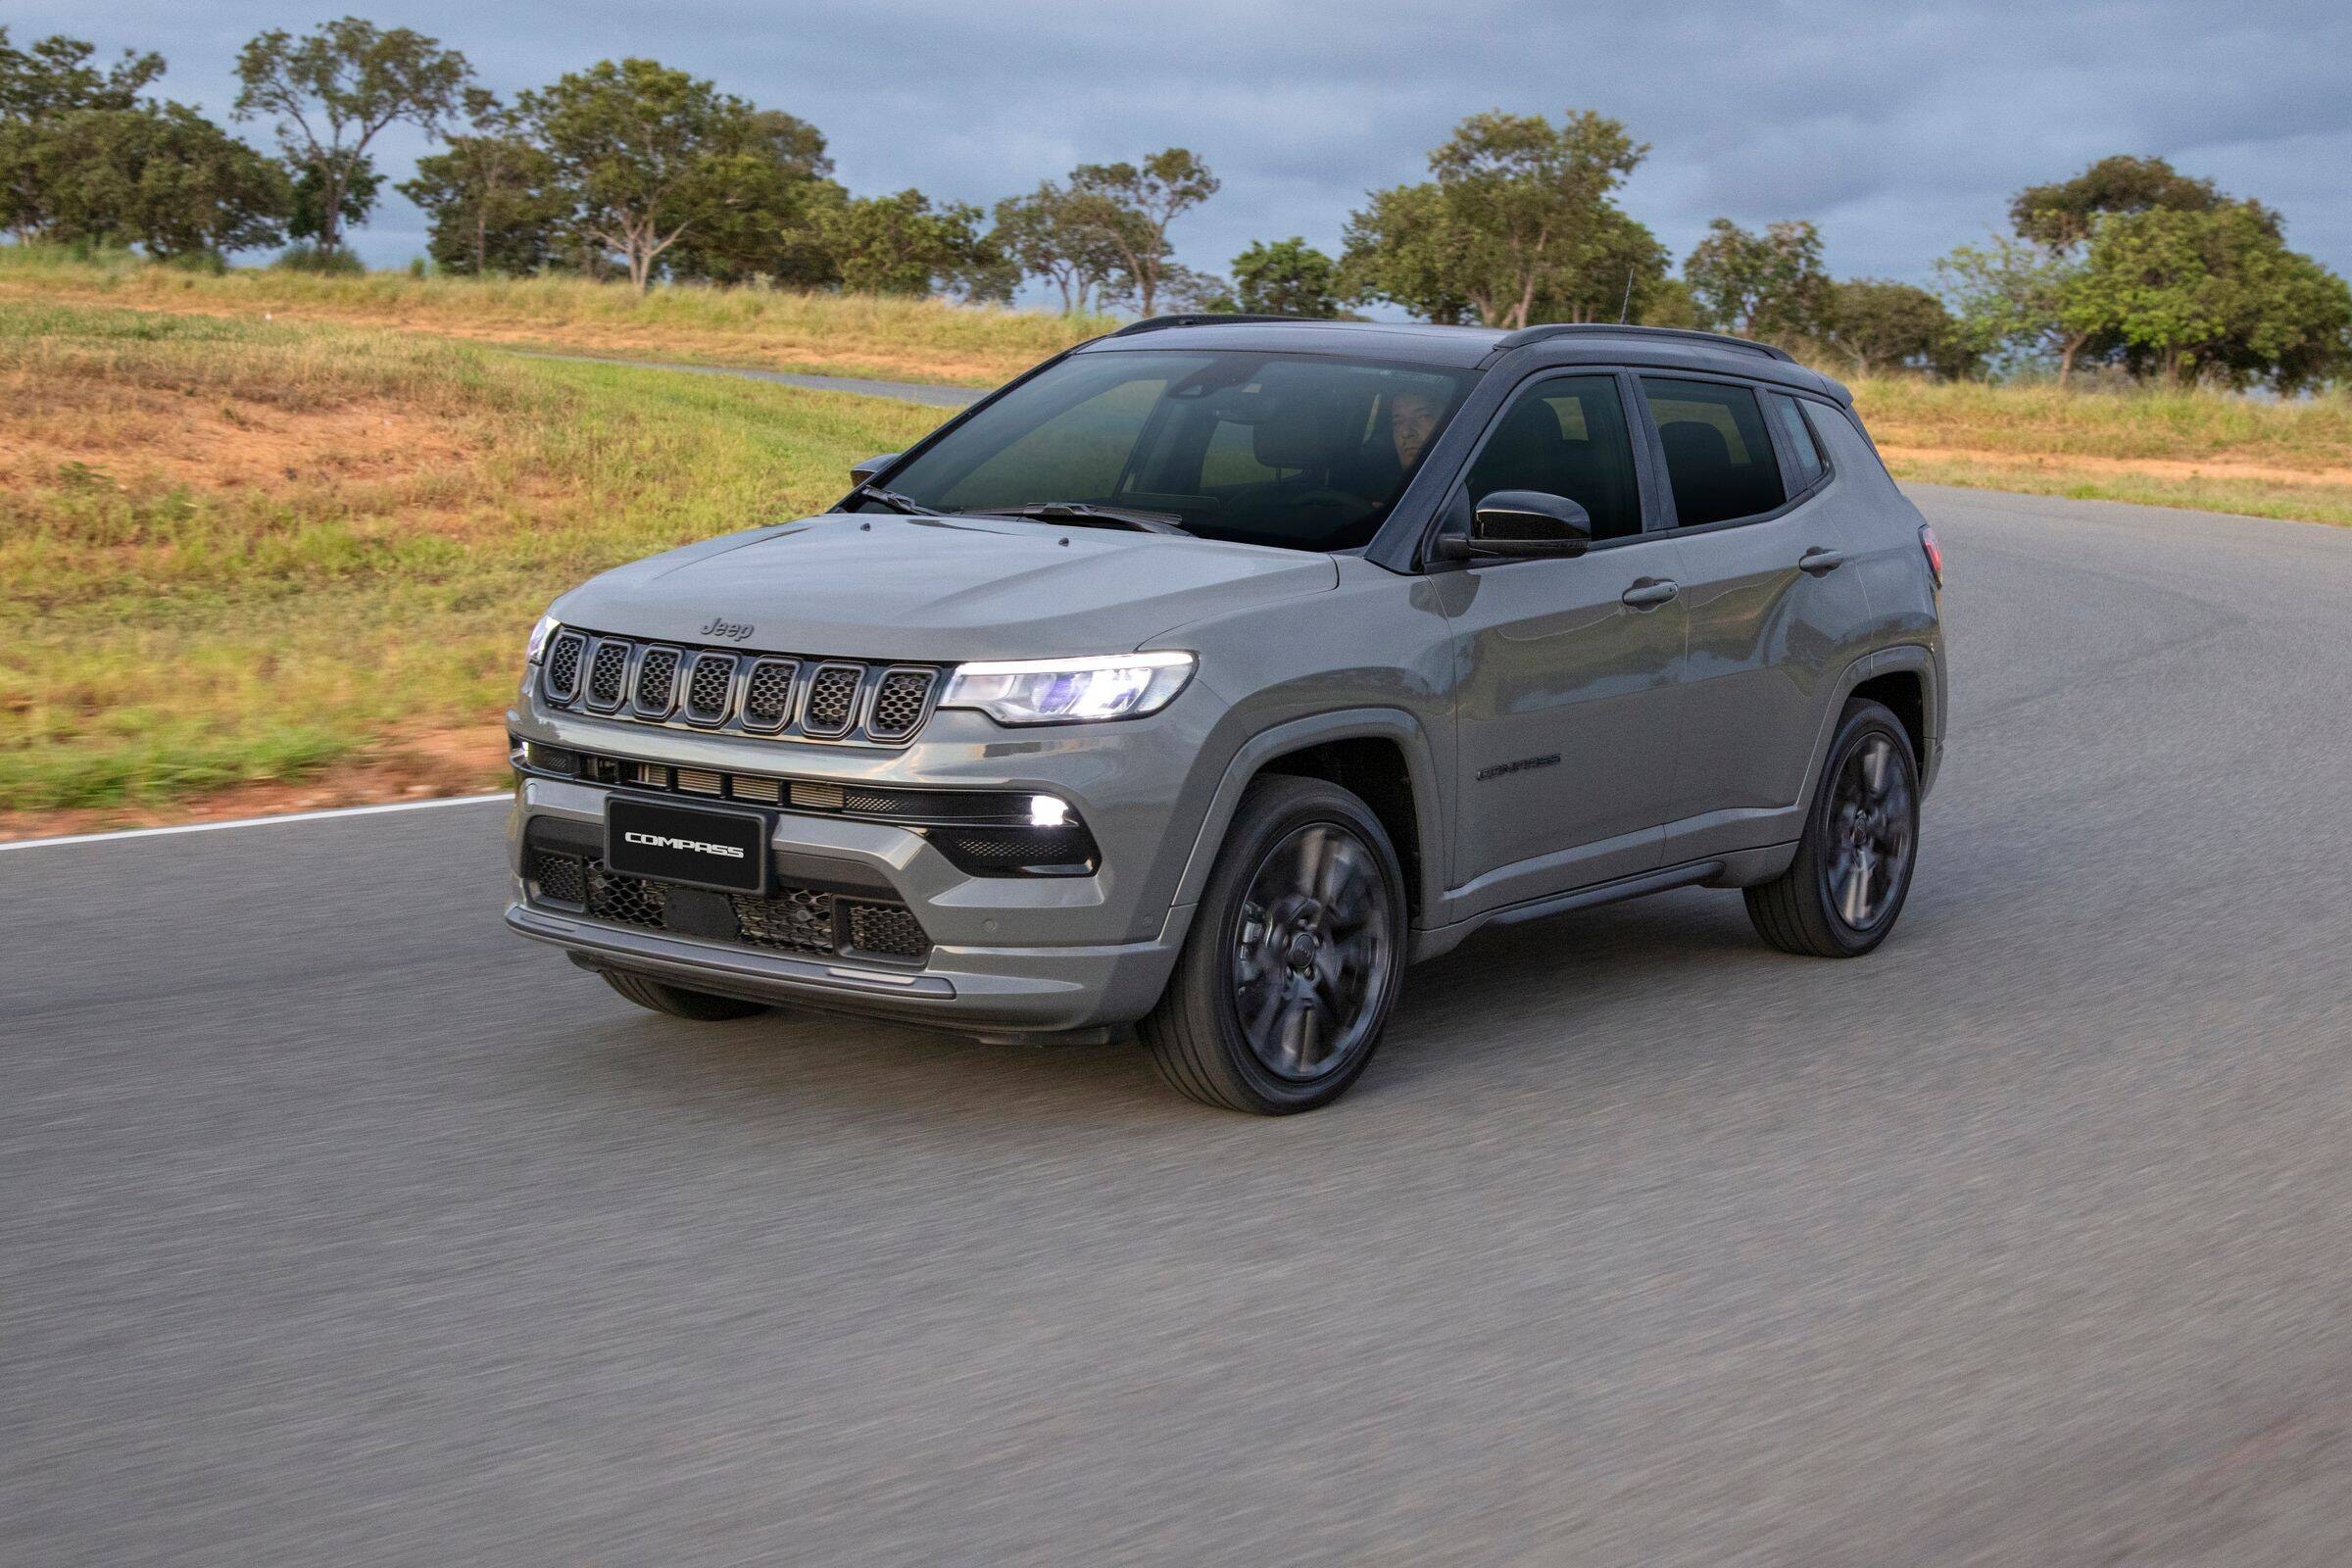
[1141,776,1406,1114]
[601,969,770,1021]
[1744,698,1920,957]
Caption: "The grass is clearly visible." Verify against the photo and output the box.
[1,299,950,817]
[1853,374,2352,527]
[0,244,1111,387]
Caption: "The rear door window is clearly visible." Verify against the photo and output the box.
[1642,377,1786,527]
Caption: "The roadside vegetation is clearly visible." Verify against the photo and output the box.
[0,300,945,826]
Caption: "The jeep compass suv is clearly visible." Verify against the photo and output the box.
[507,318,1945,1113]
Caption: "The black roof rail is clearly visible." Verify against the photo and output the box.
[1109,313,1354,336]
[1491,322,1795,363]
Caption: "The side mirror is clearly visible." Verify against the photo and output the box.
[1435,490,1593,562]
[849,453,901,487]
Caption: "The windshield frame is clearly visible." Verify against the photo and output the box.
[839,345,1485,557]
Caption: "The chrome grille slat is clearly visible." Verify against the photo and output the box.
[583,638,630,711]
[740,658,800,732]
[867,667,938,742]
[631,646,681,718]
[803,662,864,738]
[682,651,738,726]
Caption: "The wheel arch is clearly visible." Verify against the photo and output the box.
[1798,644,1941,816]
[1170,710,1448,924]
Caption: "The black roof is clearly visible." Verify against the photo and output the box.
[1079,314,1850,403]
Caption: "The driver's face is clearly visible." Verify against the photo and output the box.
[1391,393,1442,466]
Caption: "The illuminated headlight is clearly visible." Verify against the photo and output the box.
[524,612,561,665]
[940,652,1195,726]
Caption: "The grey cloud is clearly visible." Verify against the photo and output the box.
[21,0,2351,294]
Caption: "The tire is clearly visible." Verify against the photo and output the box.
[1141,775,1407,1114]
[1744,698,1921,958]
[601,968,770,1021]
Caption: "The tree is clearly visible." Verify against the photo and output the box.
[1820,278,1958,375]
[522,58,763,293]
[0,27,164,120]
[232,18,470,262]
[1342,110,1662,329]
[289,155,380,245]
[2068,204,2351,389]
[991,183,1126,313]
[820,189,1007,299]
[1682,218,1830,339]
[660,108,843,288]
[1230,237,1343,317]
[5,103,287,258]
[1065,148,1219,316]
[399,92,566,276]
[2009,154,2246,253]
[1934,235,2092,379]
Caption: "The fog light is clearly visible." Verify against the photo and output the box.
[1028,795,1073,828]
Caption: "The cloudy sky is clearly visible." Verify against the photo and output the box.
[26,1,2352,297]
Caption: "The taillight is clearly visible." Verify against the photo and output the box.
[1919,523,1944,589]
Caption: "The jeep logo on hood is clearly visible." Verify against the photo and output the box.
[701,617,756,643]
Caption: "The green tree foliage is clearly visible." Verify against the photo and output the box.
[2069,204,2350,389]
[1682,218,1830,339]
[0,27,164,119]
[819,188,1010,300]
[289,155,380,245]
[991,183,1125,313]
[1342,111,1663,329]
[232,18,470,261]
[2,102,287,258]
[2008,154,2247,252]
[522,58,782,293]
[1820,277,1960,375]
[1065,149,1219,316]
[1934,234,2089,378]
[397,91,566,276]
[1937,155,2342,387]
[661,108,842,288]
[1230,236,1343,317]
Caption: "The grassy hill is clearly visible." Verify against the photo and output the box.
[1,300,948,831]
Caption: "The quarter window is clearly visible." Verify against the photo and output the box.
[1642,377,1785,527]
[1464,375,1642,542]
[1767,392,1827,491]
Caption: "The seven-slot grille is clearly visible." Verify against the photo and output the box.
[538,631,944,745]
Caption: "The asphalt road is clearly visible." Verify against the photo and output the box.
[7,485,2352,1566]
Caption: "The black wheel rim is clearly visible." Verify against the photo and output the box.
[1822,732,1916,932]
[1229,823,1396,1083]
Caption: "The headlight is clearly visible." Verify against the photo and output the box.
[524,612,561,664]
[940,652,1195,726]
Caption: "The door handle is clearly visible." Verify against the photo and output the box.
[1621,577,1680,609]
[1798,547,1847,576]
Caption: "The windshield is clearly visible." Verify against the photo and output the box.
[858,350,1478,553]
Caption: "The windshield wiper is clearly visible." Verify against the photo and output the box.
[955,501,1190,535]
[849,482,936,515]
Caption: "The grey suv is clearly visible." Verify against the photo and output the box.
[506,317,1945,1112]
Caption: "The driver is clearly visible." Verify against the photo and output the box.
[1347,386,1446,499]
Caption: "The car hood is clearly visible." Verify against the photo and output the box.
[550,513,1340,662]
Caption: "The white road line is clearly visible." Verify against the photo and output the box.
[0,793,512,853]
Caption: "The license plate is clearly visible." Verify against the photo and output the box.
[606,797,767,894]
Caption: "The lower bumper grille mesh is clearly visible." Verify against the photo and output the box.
[527,850,931,963]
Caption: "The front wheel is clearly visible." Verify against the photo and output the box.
[1744,698,1921,957]
[1141,776,1407,1114]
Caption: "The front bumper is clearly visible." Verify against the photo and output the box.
[504,697,1218,1035]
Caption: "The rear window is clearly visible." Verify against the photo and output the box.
[1767,393,1827,491]
[1642,377,1785,527]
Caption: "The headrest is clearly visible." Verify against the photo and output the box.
[1661,420,1733,468]
[1252,399,1350,470]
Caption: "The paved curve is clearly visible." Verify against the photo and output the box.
[7,487,2352,1566]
